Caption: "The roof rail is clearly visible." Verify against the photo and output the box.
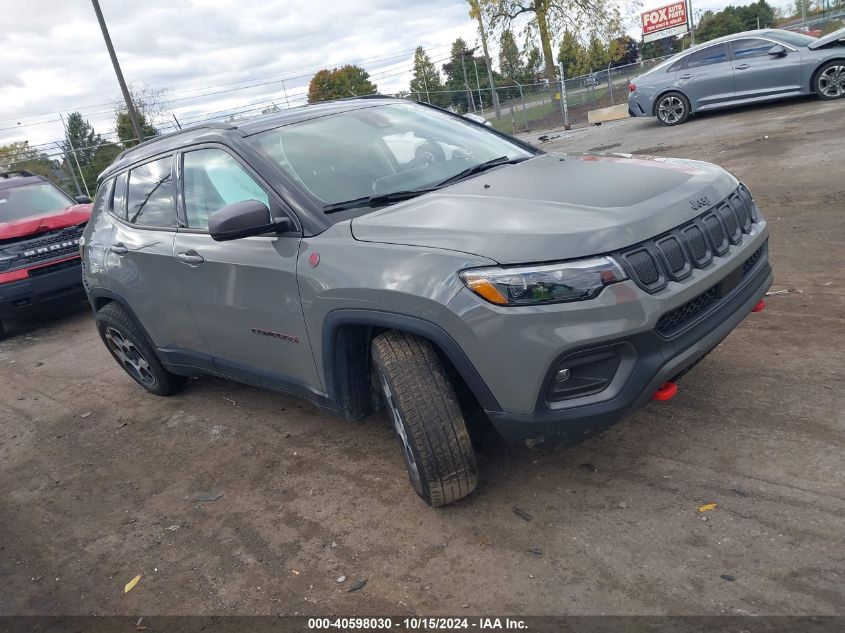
[115,122,238,162]
[0,169,37,179]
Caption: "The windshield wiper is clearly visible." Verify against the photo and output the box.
[323,187,438,214]
[436,155,527,187]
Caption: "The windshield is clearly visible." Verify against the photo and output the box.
[771,29,817,47]
[250,102,535,213]
[0,182,73,223]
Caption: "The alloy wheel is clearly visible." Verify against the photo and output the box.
[658,96,685,124]
[378,369,422,490]
[819,65,845,98]
[104,327,156,387]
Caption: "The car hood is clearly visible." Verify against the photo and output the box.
[351,153,739,264]
[0,204,92,242]
[808,27,845,49]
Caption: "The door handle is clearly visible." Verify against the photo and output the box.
[736,64,750,70]
[177,251,205,265]
[109,243,128,255]
[680,74,692,79]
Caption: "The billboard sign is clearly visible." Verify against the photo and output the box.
[641,1,690,43]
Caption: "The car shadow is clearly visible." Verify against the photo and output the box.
[1,300,91,341]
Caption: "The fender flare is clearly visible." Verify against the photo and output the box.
[321,309,501,413]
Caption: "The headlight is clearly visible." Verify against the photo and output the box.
[460,257,628,306]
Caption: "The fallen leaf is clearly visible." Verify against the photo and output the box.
[192,491,222,502]
[348,579,367,592]
[698,503,718,513]
[512,507,532,522]
[124,575,141,593]
[291,569,300,575]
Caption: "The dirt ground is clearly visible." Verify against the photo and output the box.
[1,97,843,617]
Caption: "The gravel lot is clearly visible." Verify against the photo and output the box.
[1,97,843,616]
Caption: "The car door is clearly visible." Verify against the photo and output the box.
[172,145,322,393]
[104,155,207,356]
[678,43,735,110]
[729,38,804,101]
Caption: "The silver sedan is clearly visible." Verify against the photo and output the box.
[628,28,845,125]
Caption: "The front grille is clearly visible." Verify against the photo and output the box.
[16,224,85,264]
[625,248,660,287]
[656,241,767,337]
[658,236,687,275]
[618,186,760,292]
[27,257,81,278]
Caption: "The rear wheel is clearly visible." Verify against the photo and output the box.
[95,302,185,396]
[815,61,845,100]
[371,331,478,507]
[655,92,691,126]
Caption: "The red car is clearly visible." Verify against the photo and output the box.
[0,170,92,338]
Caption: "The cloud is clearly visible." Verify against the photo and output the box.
[0,0,477,147]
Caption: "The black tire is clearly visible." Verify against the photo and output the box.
[814,61,845,100]
[95,302,185,396]
[655,91,691,126]
[371,331,478,507]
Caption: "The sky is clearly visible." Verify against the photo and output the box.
[1,0,789,156]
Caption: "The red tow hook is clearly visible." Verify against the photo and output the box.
[652,382,678,401]
[751,299,766,313]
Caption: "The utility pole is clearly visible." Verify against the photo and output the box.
[91,0,145,145]
[473,60,484,115]
[281,79,290,108]
[460,52,475,112]
[54,142,82,197]
[472,5,501,118]
[59,114,90,198]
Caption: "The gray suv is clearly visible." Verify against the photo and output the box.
[82,97,772,506]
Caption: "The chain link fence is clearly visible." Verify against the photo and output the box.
[400,55,674,134]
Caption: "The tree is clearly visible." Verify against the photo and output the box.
[586,35,609,72]
[0,141,58,180]
[307,65,377,103]
[695,9,745,42]
[557,31,586,78]
[116,111,158,148]
[442,38,475,111]
[610,35,639,67]
[114,82,165,147]
[499,29,524,81]
[524,46,543,81]
[409,47,448,108]
[484,0,622,95]
[468,0,502,117]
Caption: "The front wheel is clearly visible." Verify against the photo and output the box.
[655,92,691,126]
[371,331,478,507]
[95,302,185,396]
[815,61,845,100]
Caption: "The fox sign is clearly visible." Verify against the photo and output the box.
[641,1,690,42]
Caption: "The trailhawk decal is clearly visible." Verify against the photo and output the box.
[251,328,299,344]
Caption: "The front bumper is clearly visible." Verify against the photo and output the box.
[486,255,772,447]
[0,257,85,320]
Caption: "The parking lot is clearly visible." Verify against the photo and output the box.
[1,96,843,616]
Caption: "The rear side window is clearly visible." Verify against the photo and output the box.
[732,38,776,59]
[668,57,687,72]
[126,156,176,228]
[112,172,128,220]
[686,43,728,68]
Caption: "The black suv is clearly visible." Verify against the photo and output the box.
[0,170,92,338]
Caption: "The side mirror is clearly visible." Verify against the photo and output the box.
[768,45,787,57]
[74,195,92,204]
[208,199,292,242]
